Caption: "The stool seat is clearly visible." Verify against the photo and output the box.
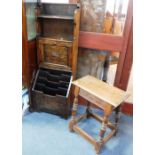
[72,75,129,107]
[69,75,129,154]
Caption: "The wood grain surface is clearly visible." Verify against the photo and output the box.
[72,75,129,107]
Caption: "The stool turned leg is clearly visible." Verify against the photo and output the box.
[95,115,109,154]
[69,86,80,132]
[86,101,91,119]
[115,105,121,135]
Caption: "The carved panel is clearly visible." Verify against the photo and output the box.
[38,38,72,67]
[44,45,68,66]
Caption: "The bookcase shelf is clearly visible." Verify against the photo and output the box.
[38,15,74,20]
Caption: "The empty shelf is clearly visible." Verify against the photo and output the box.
[38,15,74,20]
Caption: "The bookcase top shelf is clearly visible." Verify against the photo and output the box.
[39,3,79,17]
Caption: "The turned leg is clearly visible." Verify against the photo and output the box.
[102,52,110,82]
[86,101,91,118]
[99,116,109,140]
[95,106,112,154]
[115,105,122,135]
[95,115,109,154]
[69,86,80,132]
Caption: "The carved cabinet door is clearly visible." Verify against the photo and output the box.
[37,38,72,68]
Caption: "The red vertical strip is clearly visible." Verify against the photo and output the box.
[114,0,133,88]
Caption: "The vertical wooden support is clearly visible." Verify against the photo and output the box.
[95,105,113,154]
[95,115,109,153]
[35,3,41,37]
[115,105,122,134]
[22,0,29,87]
[72,86,80,118]
[86,101,91,118]
[72,7,80,80]
[102,52,110,82]
[114,0,133,88]
[69,86,80,131]
[99,116,108,140]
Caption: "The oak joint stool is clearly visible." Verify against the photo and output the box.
[69,75,129,154]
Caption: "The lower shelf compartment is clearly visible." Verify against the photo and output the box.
[35,82,68,96]
[31,67,72,118]
[31,91,71,119]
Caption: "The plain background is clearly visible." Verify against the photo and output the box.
[0,0,155,155]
